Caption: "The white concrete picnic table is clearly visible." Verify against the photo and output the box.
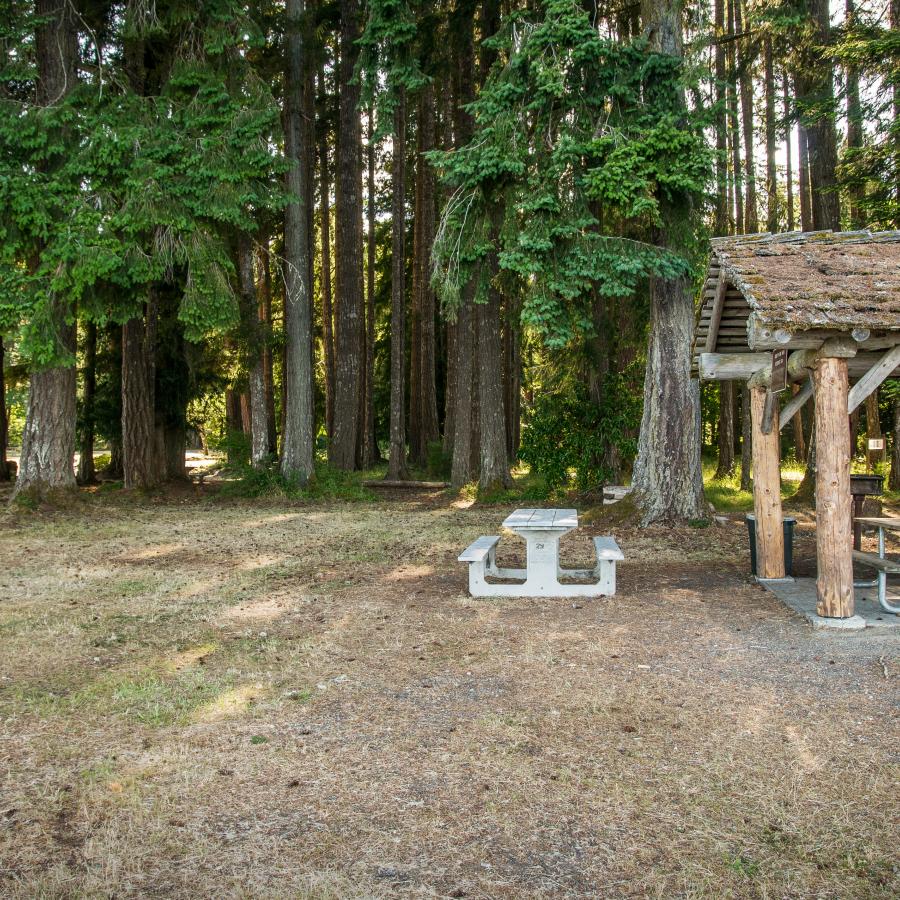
[459,507,623,598]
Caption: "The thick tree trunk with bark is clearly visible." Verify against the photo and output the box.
[238,233,269,468]
[845,0,864,229]
[735,0,757,233]
[15,0,78,499]
[257,242,277,454]
[727,0,743,233]
[387,91,410,481]
[891,398,900,491]
[0,337,8,481]
[122,296,161,490]
[795,0,841,231]
[763,38,779,232]
[633,0,707,523]
[502,306,522,461]
[714,0,728,235]
[865,390,881,471]
[797,115,813,230]
[76,321,97,485]
[361,107,379,467]
[281,0,315,482]
[330,0,365,469]
[715,380,735,477]
[784,74,795,230]
[476,280,510,493]
[318,66,336,440]
[409,86,440,468]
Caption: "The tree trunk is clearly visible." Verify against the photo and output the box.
[783,73,795,231]
[502,303,522,461]
[387,89,410,481]
[14,0,78,500]
[740,383,752,490]
[890,398,900,491]
[865,389,882,472]
[797,114,813,231]
[76,321,98,485]
[257,241,278,454]
[0,337,8,481]
[122,295,161,490]
[727,0,743,233]
[633,0,708,524]
[225,388,244,465]
[795,0,841,231]
[361,105,379,466]
[410,85,440,468]
[845,0,864,229]
[477,277,511,493]
[330,0,365,469]
[281,0,315,482]
[735,0,757,233]
[318,64,336,441]
[238,232,269,468]
[715,380,735,477]
[714,0,728,235]
[763,37,778,232]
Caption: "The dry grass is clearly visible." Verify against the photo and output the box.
[0,485,897,898]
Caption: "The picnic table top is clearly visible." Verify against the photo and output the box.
[502,508,578,530]
[855,517,900,530]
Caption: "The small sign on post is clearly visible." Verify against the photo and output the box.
[770,348,788,393]
[868,438,884,451]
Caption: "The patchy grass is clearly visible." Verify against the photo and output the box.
[0,487,897,898]
[703,457,806,515]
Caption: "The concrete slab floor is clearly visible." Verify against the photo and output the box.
[761,577,900,632]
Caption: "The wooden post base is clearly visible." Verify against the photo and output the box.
[750,386,785,579]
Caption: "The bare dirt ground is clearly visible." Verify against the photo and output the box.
[0,486,897,899]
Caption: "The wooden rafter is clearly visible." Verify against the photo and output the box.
[847,344,900,415]
[704,270,728,353]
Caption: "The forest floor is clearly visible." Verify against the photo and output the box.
[0,482,898,899]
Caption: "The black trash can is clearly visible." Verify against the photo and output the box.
[745,513,795,577]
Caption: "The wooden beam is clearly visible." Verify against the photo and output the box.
[813,357,854,618]
[699,351,900,382]
[748,318,900,351]
[778,377,813,430]
[750,385,785,579]
[704,271,728,352]
[699,352,769,380]
[847,344,900,415]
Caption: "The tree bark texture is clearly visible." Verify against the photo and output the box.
[633,0,707,523]
[330,0,365,470]
[845,0,864,229]
[387,90,410,481]
[0,337,8,481]
[813,357,854,617]
[763,38,779,232]
[318,65,336,440]
[281,0,315,482]
[735,0,757,233]
[750,387,784,578]
[714,0,728,235]
[257,242,278,454]
[791,382,807,462]
[76,320,97,485]
[122,296,161,490]
[784,74,795,230]
[409,85,440,469]
[15,0,78,498]
[361,106,379,467]
[865,389,881,472]
[715,380,735,477]
[476,280,511,492]
[891,398,900,491]
[237,232,269,468]
[727,0,743,233]
[795,0,841,231]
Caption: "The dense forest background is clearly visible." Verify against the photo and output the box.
[1,0,898,522]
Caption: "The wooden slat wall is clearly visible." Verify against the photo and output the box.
[692,258,753,373]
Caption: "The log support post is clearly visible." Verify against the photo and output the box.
[750,385,785,578]
[813,356,854,617]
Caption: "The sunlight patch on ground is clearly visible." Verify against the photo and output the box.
[383,564,436,582]
[164,643,218,672]
[193,684,263,723]
[220,596,303,622]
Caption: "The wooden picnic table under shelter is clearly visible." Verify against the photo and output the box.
[694,229,900,622]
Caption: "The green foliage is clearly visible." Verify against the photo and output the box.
[519,375,640,493]
[0,1,288,367]
[218,458,378,502]
[430,0,712,349]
